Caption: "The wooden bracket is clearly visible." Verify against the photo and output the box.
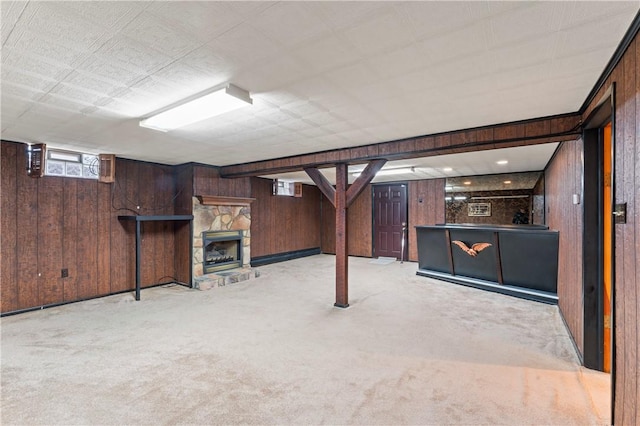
[304,167,336,207]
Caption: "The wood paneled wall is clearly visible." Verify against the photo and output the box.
[319,179,445,261]
[408,179,446,261]
[250,177,322,258]
[193,164,251,198]
[583,31,639,425]
[321,185,373,257]
[545,139,584,355]
[1,141,184,314]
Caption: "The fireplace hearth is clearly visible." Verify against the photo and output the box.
[202,230,243,274]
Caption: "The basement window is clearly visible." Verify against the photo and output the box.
[272,179,302,197]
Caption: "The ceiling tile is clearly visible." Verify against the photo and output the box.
[291,34,361,75]
[121,13,200,59]
[417,21,490,65]
[556,12,638,57]
[178,45,235,76]
[74,56,146,87]
[235,54,308,92]
[339,7,414,56]
[48,84,106,105]
[57,1,146,32]
[93,35,173,74]
[145,2,244,43]
[563,1,640,27]
[366,45,432,80]
[207,22,281,68]
[395,2,478,41]
[1,1,29,44]
[61,71,127,97]
[4,29,89,67]
[10,2,108,52]
[249,2,332,48]
[1,68,57,93]
[2,48,73,81]
[488,2,565,48]
[1,1,636,168]
[151,63,225,95]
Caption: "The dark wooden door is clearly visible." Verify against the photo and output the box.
[373,183,407,259]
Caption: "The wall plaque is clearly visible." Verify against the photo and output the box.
[468,202,491,217]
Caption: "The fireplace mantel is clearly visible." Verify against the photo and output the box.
[196,195,255,206]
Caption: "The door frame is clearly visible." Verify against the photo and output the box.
[371,182,408,259]
[582,84,615,392]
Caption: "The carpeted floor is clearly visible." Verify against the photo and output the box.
[0,254,610,425]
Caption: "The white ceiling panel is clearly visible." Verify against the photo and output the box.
[249,2,331,48]
[261,144,560,187]
[1,0,638,173]
[340,7,414,56]
[56,1,147,32]
[120,13,199,59]
[207,22,281,68]
[144,2,244,43]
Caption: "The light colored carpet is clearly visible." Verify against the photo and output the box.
[368,256,397,265]
[1,254,609,425]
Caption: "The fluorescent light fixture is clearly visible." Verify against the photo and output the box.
[503,180,512,184]
[351,166,414,177]
[140,84,252,132]
[496,160,509,165]
[454,196,467,200]
[443,167,453,172]
[463,181,471,185]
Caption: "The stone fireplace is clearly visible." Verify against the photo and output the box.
[192,195,254,288]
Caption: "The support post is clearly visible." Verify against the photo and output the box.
[304,159,387,308]
[135,221,141,301]
[334,163,349,308]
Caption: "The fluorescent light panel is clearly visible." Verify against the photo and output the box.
[140,84,252,132]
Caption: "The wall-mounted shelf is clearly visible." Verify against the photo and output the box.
[196,195,255,206]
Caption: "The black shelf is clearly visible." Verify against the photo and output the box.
[118,215,193,222]
[118,215,193,301]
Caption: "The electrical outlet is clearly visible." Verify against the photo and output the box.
[61,268,68,278]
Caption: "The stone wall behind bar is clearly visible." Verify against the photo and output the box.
[192,197,251,280]
[445,189,533,225]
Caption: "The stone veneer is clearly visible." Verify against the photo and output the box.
[192,196,252,288]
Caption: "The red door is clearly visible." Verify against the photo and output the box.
[373,183,408,259]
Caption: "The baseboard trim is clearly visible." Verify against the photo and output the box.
[558,305,584,365]
[0,281,190,317]
[416,269,558,305]
[251,248,321,267]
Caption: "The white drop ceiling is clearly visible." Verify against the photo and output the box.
[261,143,559,186]
[1,1,638,182]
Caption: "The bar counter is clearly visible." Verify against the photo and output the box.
[415,224,559,303]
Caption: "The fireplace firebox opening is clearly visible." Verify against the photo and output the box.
[202,230,243,274]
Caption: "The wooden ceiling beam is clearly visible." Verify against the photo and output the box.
[219,113,581,178]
